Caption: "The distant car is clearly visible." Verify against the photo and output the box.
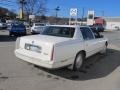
[7,22,13,30]
[114,26,120,30]
[31,23,46,34]
[89,25,96,31]
[90,26,104,38]
[89,25,105,32]
[0,22,7,29]
[9,23,26,36]
[24,22,30,30]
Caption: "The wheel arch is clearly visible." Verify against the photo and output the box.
[76,50,86,59]
[73,50,86,71]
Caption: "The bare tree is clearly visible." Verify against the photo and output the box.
[18,0,47,16]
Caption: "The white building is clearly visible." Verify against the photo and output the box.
[104,17,120,30]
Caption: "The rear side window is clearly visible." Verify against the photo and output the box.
[80,27,94,40]
[42,26,75,38]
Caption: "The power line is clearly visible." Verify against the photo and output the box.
[0,0,16,3]
[0,0,17,7]
[0,2,14,6]
[101,11,105,17]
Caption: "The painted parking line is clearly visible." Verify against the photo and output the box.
[0,45,14,48]
[109,44,120,50]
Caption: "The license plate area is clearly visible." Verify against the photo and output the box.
[25,43,41,53]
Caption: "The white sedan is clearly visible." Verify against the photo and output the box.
[15,25,108,71]
[31,23,46,34]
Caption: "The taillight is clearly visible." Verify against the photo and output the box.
[15,37,20,49]
[51,46,54,61]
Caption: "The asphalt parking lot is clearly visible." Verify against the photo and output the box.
[0,30,120,90]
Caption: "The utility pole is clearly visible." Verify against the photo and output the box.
[82,8,85,20]
[19,0,26,19]
[55,6,60,18]
[55,6,60,24]
[81,7,85,25]
[102,11,105,17]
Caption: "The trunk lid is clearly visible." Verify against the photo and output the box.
[19,35,71,61]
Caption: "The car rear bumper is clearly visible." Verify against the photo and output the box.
[15,49,66,69]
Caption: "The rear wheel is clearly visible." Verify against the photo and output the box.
[31,32,34,35]
[73,52,84,71]
[9,32,12,37]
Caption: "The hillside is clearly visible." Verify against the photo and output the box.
[0,7,16,19]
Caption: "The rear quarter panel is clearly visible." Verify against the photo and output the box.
[53,39,84,64]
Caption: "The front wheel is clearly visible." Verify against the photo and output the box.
[9,32,12,37]
[23,32,27,36]
[73,52,84,71]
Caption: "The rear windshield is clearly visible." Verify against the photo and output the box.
[42,26,75,38]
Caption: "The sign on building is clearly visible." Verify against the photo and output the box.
[29,15,35,20]
[70,8,78,16]
[87,10,95,25]
[69,8,78,25]
[88,11,94,19]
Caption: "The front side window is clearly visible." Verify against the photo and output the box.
[91,29,101,38]
[42,26,75,38]
[80,27,94,40]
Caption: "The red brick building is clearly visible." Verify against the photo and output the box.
[94,17,106,25]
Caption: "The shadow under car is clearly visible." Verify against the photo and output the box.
[33,49,120,81]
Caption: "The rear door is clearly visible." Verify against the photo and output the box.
[92,30,106,51]
[80,27,99,57]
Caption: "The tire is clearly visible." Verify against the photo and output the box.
[9,32,12,37]
[23,32,26,36]
[73,52,84,71]
[31,32,34,35]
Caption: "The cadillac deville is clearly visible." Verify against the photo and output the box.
[15,25,108,71]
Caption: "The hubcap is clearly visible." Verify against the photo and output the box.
[76,54,83,69]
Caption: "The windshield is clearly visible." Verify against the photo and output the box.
[12,24,25,28]
[42,26,75,38]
